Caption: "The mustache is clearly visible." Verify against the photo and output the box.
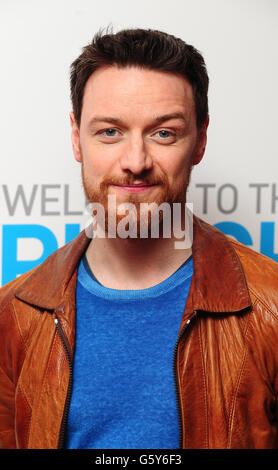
[100,175,167,188]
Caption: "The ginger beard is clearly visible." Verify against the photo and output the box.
[81,158,193,240]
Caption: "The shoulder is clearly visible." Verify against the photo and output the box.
[0,229,90,311]
[229,238,278,318]
[0,269,36,309]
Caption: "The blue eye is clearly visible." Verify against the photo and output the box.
[158,130,172,138]
[104,128,117,136]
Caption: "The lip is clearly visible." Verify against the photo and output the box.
[112,184,157,193]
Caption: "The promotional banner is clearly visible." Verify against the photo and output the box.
[1,0,277,286]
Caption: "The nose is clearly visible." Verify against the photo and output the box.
[119,132,153,175]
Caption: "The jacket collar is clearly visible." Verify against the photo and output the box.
[14,230,91,310]
[14,216,252,314]
[188,216,251,313]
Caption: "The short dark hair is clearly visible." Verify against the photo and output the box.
[70,27,209,129]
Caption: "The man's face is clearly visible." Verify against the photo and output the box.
[70,65,208,235]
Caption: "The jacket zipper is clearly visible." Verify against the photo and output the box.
[173,312,196,449]
[55,310,195,449]
[54,314,73,449]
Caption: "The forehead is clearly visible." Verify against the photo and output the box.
[81,65,195,124]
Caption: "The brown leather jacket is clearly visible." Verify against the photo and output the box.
[1,216,278,449]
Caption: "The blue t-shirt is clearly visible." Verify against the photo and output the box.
[65,255,193,449]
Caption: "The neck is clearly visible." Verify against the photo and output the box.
[85,229,192,290]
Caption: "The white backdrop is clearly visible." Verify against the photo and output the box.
[0,0,277,285]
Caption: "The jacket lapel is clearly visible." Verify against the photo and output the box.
[14,216,252,316]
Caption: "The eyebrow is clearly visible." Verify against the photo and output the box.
[87,112,187,128]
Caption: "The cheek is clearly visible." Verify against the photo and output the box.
[158,149,193,182]
[81,142,115,178]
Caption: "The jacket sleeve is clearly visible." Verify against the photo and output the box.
[0,364,16,448]
[0,295,22,449]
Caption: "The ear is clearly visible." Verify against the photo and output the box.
[192,115,209,166]
[70,112,82,163]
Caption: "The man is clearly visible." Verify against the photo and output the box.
[1,28,278,450]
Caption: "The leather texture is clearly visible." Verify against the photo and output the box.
[1,215,278,449]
